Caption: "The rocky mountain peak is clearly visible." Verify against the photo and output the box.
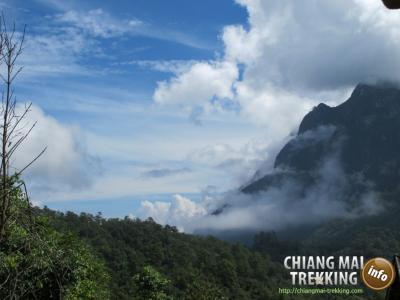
[243,83,400,195]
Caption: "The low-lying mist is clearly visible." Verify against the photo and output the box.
[140,125,384,235]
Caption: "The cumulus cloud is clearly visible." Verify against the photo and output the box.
[139,194,207,231]
[153,0,400,140]
[229,0,400,91]
[147,2,400,231]
[154,61,238,115]
[12,104,101,195]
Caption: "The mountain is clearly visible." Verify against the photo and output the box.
[243,83,400,200]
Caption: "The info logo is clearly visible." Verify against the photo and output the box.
[361,258,395,291]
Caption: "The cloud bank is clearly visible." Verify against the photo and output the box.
[154,0,400,141]
[140,126,382,233]
[13,105,101,198]
[137,0,398,232]
[139,194,207,231]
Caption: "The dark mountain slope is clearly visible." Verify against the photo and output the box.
[243,83,400,196]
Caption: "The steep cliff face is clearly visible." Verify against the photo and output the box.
[243,83,400,195]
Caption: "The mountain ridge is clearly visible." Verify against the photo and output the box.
[243,83,400,196]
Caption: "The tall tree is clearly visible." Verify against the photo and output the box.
[0,17,45,242]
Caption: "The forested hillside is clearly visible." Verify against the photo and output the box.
[41,207,290,300]
[37,206,400,300]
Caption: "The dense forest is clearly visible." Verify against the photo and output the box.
[28,204,399,300]
[41,207,288,300]
[3,196,398,299]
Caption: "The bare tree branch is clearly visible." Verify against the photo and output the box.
[16,147,47,176]
[0,17,42,243]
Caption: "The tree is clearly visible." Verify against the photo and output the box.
[0,17,110,299]
[0,17,45,243]
[0,188,110,299]
[183,279,227,300]
[131,266,172,300]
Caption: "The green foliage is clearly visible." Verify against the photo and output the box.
[303,205,400,259]
[253,231,301,261]
[43,209,289,300]
[183,278,228,300]
[0,183,110,299]
[131,265,172,300]
[38,204,400,300]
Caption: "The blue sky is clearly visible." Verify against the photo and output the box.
[2,0,400,229]
[3,0,264,218]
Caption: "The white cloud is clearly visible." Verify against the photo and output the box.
[229,0,400,91]
[154,61,238,112]
[20,29,91,79]
[189,143,237,166]
[13,104,101,193]
[144,152,382,233]
[131,59,201,74]
[139,194,206,231]
[153,0,400,142]
[17,8,135,80]
[188,137,284,185]
[147,1,400,231]
[55,9,142,38]
[20,7,212,80]
[52,7,210,49]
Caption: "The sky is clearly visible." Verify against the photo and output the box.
[3,0,400,229]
